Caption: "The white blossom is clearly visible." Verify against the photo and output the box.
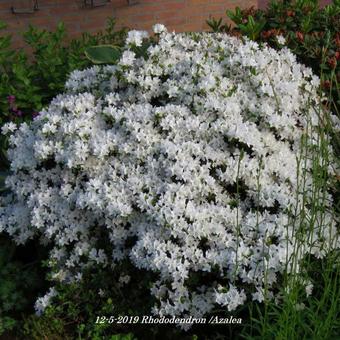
[276,35,286,45]
[153,24,167,35]
[34,287,57,316]
[119,50,136,67]
[1,122,17,135]
[215,285,247,311]
[305,282,313,297]
[126,30,149,47]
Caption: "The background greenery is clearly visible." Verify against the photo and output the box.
[0,0,339,339]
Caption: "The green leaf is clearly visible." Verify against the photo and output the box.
[110,333,136,340]
[0,21,7,30]
[85,45,121,64]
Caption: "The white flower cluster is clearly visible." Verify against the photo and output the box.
[34,287,57,316]
[126,30,149,47]
[1,26,339,322]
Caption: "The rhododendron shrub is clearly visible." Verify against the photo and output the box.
[1,26,339,321]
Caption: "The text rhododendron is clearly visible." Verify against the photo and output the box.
[1,26,339,321]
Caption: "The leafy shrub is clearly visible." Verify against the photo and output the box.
[1,25,339,331]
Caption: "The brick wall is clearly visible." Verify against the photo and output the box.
[1,0,257,48]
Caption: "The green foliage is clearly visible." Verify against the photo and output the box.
[236,15,266,41]
[84,39,154,66]
[22,267,148,340]
[85,45,122,64]
[0,18,127,118]
[226,6,244,25]
[0,237,46,336]
[130,40,153,60]
[21,264,210,340]
[206,17,231,33]
[240,253,340,339]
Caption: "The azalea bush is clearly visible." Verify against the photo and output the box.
[207,0,340,119]
[1,25,339,333]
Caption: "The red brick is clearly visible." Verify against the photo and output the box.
[2,0,259,48]
[155,11,182,20]
[162,17,186,26]
[187,0,207,4]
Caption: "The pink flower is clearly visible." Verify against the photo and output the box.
[13,108,23,117]
[7,95,15,104]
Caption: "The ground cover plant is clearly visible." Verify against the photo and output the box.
[1,21,339,339]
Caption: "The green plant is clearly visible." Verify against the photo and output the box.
[0,236,46,337]
[22,266,153,340]
[85,45,122,64]
[206,17,231,33]
[84,38,153,65]
[236,15,266,41]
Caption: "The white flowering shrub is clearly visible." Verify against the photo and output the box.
[1,25,339,321]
